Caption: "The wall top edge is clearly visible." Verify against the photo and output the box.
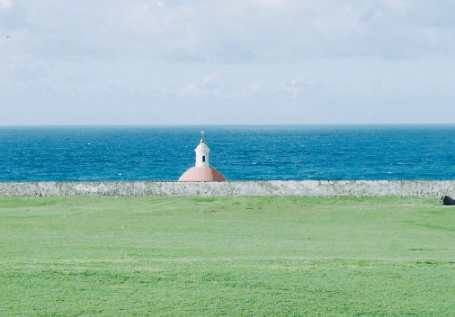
[1,180,455,184]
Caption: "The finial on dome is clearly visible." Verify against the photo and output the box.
[201,130,204,143]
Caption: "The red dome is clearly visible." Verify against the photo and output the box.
[178,167,227,182]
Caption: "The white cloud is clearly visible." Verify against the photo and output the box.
[180,82,202,95]
[0,0,12,9]
[284,77,304,98]
[202,72,218,84]
[1,1,455,126]
[2,0,455,64]
[179,72,224,97]
[247,81,262,93]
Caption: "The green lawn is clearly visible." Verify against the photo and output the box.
[0,195,454,316]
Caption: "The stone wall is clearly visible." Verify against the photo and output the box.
[0,181,454,198]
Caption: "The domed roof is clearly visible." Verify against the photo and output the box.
[195,138,210,151]
[178,166,227,182]
[195,142,210,151]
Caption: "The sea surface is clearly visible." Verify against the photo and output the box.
[1,125,455,182]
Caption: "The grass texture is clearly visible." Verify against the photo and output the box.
[0,195,454,316]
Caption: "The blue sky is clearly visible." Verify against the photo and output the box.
[1,0,455,125]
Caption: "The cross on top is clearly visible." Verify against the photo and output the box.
[201,131,204,142]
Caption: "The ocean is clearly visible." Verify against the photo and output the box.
[1,125,455,182]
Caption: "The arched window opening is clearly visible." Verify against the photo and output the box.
[202,156,205,162]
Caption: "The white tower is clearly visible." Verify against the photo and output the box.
[195,131,210,167]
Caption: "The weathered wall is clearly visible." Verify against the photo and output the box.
[0,181,454,198]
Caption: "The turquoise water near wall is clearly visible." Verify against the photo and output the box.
[1,124,455,181]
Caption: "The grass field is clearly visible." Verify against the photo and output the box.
[1,195,454,316]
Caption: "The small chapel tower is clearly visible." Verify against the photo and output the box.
[195,131,210,167]
[178,131,227,182]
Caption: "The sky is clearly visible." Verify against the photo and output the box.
[1,0,455,125]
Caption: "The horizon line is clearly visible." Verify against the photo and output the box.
[1,123,455,127]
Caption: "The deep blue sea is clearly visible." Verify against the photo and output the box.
[1,125,455,182]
